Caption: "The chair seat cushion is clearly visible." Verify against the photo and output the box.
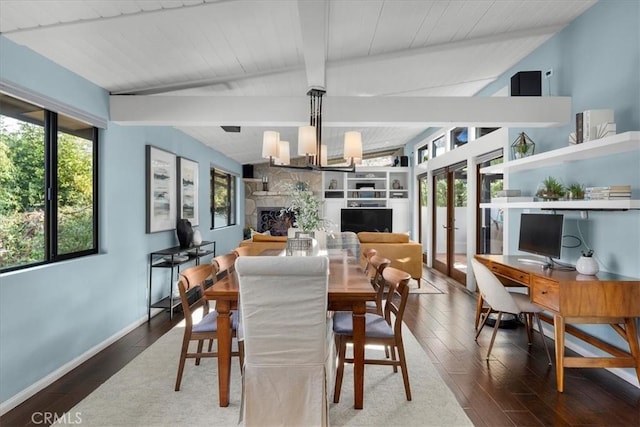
[511,293,544,314]
[193,309,239,333]
[333,311,394,339]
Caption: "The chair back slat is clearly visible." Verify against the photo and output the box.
[233,246,251,257]
[382,266,411,331]
[369,255,391,315]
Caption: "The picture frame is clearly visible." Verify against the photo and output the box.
[146,145,177,233]
[177,157,199,226]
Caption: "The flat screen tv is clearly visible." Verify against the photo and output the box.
[341,208,392,233]
[518,213,564,264]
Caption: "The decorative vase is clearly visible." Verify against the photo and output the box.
[176,219,193,249]
[576,256,599,275]
[192,229,202,246]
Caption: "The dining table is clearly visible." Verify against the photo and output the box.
[203,248,376,409]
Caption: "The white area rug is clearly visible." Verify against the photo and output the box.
[57,311,471,426]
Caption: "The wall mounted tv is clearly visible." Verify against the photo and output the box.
[518,213,564,266]
[341,208,392,233]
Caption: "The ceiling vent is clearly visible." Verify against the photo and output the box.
[221,126,241,133]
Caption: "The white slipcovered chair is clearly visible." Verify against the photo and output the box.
[471,258,552,364]
[235,256,331,427]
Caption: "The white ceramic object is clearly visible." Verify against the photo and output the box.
[576,256,599,275]
[192,229,203,246]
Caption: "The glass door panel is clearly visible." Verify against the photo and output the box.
[451,165,467,283]
[432,171,449,274]
[418,174,428,263]
[478,155,504,255]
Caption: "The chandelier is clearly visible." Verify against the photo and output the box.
[261,88,363,173]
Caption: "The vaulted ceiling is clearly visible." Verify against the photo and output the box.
[0,0,595,164]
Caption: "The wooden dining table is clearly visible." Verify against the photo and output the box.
[203,248,375,409]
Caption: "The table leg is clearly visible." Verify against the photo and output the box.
[554,314,565,392]
[352,301,366,409]
[624,317,640,384]
[216,300,232,407]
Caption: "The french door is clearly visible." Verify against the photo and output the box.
[432,162,468,283]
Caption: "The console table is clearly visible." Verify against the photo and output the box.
[474,254,640,392]
[148,241,215,321]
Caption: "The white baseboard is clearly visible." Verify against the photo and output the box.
[0,314,150,415]
[538,323,640,389]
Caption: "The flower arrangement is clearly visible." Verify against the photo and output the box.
[280,181,325,233]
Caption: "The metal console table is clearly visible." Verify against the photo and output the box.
[148,240,216,321]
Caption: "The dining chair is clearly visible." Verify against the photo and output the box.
[211,252,238,280]
[367,255,391,316]
[362,248,378,278]
[235,256,330,427]
[471,258,552,365]
[233,246,251,257]
[333,265,412,403]
[174,264,243,391]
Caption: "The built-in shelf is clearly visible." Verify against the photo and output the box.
[480,199,640,210]
[481,131,639,174]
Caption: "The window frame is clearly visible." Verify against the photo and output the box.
[0,93,99,273]
[210,167,237,229]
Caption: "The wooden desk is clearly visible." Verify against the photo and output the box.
[475,254,640,392]
[204,249,375,408]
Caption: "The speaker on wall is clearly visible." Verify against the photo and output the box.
[400,156,409,166]
[510,71,542,96]
[242,164,254,179]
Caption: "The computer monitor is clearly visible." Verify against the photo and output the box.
[518,213,564,267]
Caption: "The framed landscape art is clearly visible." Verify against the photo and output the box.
[177,157,199,226]
[146,145,177,233]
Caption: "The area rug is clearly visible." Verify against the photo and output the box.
[57,311,471,426]
[409,279,445,294]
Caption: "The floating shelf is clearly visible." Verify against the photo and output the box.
[481,131,639,174]
[480,199,640,210]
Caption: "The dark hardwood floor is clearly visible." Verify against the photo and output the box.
[2,267,639,426]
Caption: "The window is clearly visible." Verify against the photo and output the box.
[0,93,98,272]
[450,127,468,149]
[210,168,236,228]
[417,143,429,164]
[432,135,446,158]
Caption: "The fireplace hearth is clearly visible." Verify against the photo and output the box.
[257,207,295,236]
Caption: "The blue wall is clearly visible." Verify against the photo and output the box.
[0,37,244,404]
[477,0,640,278]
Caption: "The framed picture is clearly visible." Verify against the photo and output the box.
[146,145,177,233]
[177,157,199,226]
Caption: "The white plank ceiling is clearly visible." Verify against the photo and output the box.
[0,0,596,164]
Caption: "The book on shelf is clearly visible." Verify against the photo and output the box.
[582,109,614,142]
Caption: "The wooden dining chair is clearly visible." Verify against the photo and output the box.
[333,265,413,403]
[362,248,378,279]
[367,255,391,316]
[236,256,330,426]
[174,264,243,391]
[211,252,238,280]
[233,246,251,257]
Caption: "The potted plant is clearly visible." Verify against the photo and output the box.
[576,249,599,275]
[567,183,585,200]
[280,182,325,233]
[536,176,565,200]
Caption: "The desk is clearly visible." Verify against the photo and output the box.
[204,249,375,408]
[475,254,640,392]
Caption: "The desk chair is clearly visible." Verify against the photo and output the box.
[471,258,552,365]
[236,256,330,427]
[174,264,243,391]
[333,266,412,402]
